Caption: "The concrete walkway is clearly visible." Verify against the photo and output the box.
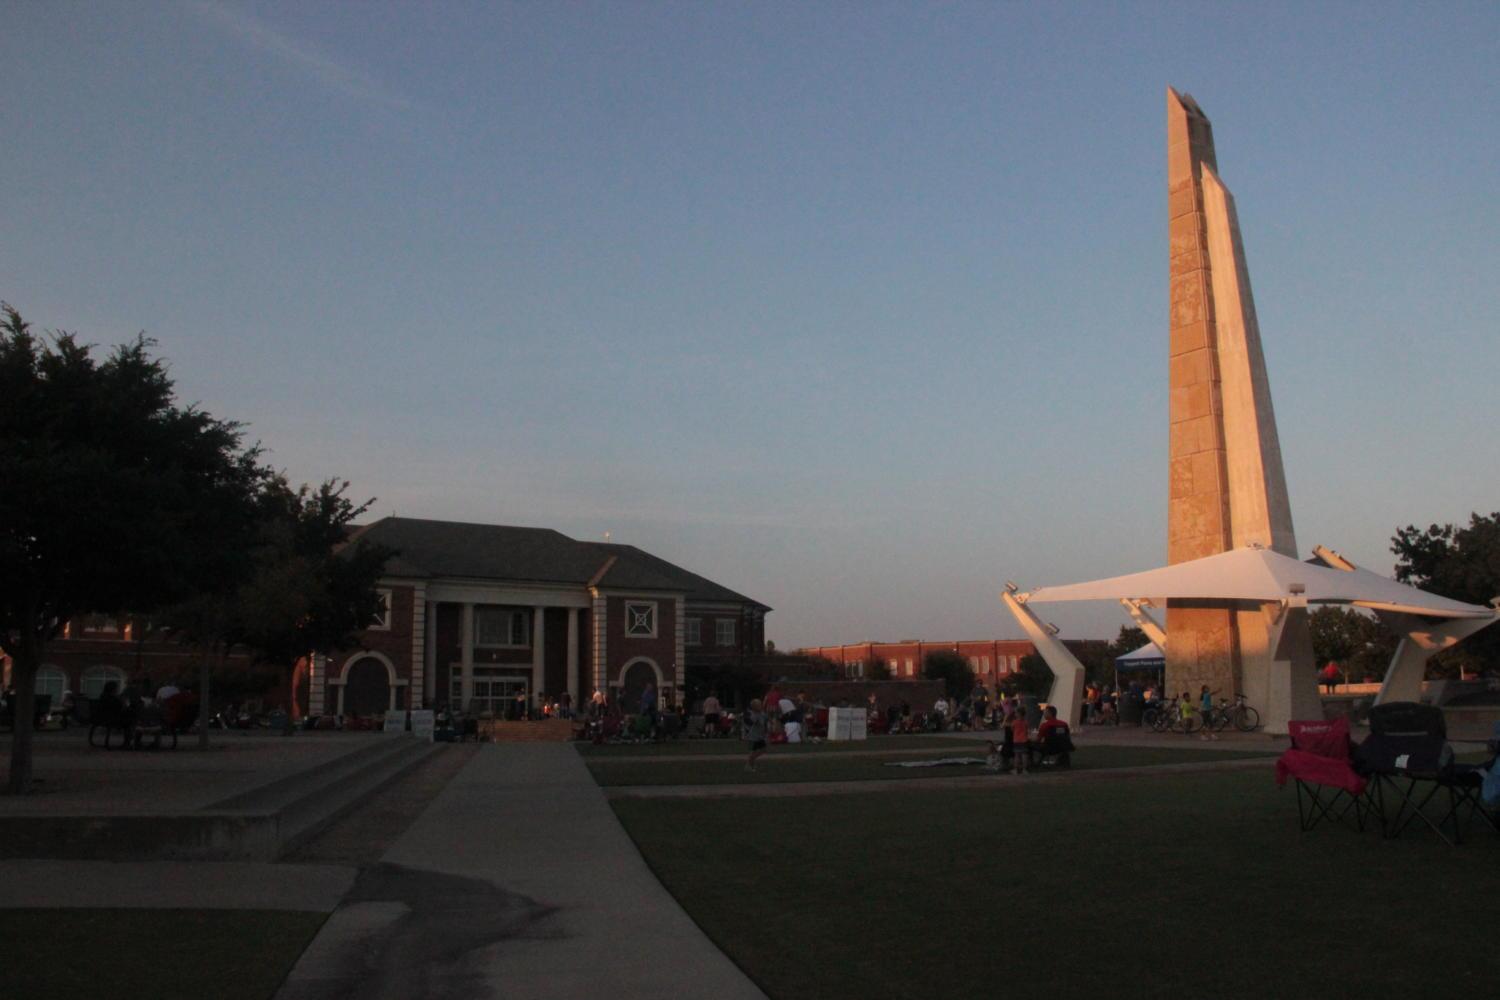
[278,743,766,1000]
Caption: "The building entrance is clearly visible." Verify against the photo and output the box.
[451,666,529,718]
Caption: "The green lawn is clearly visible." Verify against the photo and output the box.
[612,770,1500,1000]
[587,744,1276,786]
[0,909,326,1000]
[574,734,994,756]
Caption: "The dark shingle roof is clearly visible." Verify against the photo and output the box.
[347,518,767,610]
[588,542,771,610]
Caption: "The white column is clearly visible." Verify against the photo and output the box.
[424,601,438,706]
[309,654,326,716]
[532,606,547,707]
[566,608,580,705]
[409,586,426,711]
[461,602,475,711]
[674,596,686,697]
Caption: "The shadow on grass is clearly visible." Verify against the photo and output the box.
[612,770,1500,1000]
[587,745,1277,786]
[0,909,327,1000]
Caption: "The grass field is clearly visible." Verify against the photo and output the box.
[586,744,1276,786]
[611,769,1500,1000]
[0,909,326,1000]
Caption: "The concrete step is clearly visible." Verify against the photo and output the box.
[275,738,438,858]
[2,736,443,862]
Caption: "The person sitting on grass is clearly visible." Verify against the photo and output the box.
[742,698,768,772]
[985,739,1005,773]
[1010,706,1030,774]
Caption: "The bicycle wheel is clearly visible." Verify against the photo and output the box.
[1212,709,1230,732]
[1141,708,1159,730]
[1234,706,1260,732]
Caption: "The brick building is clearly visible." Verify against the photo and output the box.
[305,518,770,718]
[1,614,263,710]
[799,638,1109,690]
[4,517,770,720]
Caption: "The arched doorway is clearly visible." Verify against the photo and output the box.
[619,658,663,713]
[344,657,391,715]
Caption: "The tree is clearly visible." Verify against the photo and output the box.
[161,477,391,743]
[923,650,975,700]
[1013,654,1056,699]
[235,479,391,730]
[868,656,893,681]
[1392,512,1500,676]
[0,304,264,792]
[1308,607,1398,682]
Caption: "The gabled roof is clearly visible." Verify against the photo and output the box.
[588,542,771,611]
[345,517,768,609]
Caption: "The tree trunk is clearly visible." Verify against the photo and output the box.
[7,630,41,794]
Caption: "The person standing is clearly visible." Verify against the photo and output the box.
[1198,685,1219,740]
[702,692,722,736]
[742,698,768,771]
[1010,706,1030,774]
[640,681,657,728]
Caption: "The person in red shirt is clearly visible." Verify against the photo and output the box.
[1037,704,1068,744]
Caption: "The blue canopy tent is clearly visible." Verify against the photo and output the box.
[1114,642,1165,691]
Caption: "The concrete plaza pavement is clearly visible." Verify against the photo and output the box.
[278,743,767,1000]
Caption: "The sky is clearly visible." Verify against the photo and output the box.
[3,2,1497,649]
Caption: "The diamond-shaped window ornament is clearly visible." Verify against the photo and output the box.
[625,602,656,637]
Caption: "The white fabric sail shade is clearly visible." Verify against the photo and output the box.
[1023,546,1494,620]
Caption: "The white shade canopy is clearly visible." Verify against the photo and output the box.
[1116,641,1165,664]
[1023,546,1495,620]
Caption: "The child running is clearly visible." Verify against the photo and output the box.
[742,698,768,772]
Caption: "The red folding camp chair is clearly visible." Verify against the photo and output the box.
[1275,717,1373,833]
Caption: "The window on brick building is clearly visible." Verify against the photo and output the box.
[368,589,392,631]
[716,620,736,646]
[905,658,914,676]
[81,665,126,698]
[35,665,67,701]
[685,618,701,645]
[475,608,529,647]
[624,601,657,638]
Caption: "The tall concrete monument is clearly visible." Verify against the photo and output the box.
[1002,89,1497,735]
[1164,88,1318,723]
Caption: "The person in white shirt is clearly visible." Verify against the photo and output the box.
[778,696,802,743]
[933,696,950,730]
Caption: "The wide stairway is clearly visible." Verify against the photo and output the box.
[488,719,576,743]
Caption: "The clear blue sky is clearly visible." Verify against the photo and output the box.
[4,2,1497,648]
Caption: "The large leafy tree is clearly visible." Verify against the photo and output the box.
[1308,606,1398,682]
[161,478,392,745]
[923,650,976,700]
[237,478,392,725]
[1392,512,1500,676]
[0,304,264,792]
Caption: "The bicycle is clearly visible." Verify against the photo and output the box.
[1145,696,1200,735]
[1209,693,1260,732]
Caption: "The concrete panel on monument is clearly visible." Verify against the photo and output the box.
[1163,88,1317,731]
